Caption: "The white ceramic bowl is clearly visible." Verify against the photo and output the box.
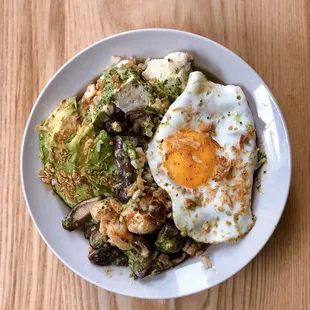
[21,29,291,299]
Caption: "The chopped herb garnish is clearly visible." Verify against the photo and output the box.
[256,150,267,170]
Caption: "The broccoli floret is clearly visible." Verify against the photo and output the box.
[155,220,185,253]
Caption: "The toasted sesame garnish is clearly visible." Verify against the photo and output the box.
[184,198,201,210]
[35,125,48,132]
[48,152,54,161]
[239,133,253,150]
[121,59,136,68]
[185,106,194,123]
[96,79,105,90]
[231,146,238,153]
[164,134,201,151]
[201,254,213,269]
[37,169,46,177]
[207,185,219,201]
[214,216,220,228]
[212,156,232,181]
[240,134,246,149]
[202,220,211,232]
[223,192,233,209]
[246,124,256,136]
[172,107,185,112]
[41,177,52,184]
[199,121,215,136]
[111,73,121,86]
[211,138,222,149]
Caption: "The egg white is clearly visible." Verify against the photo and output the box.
[147,72,257,243]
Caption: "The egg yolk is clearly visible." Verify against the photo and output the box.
[162,129,216,189]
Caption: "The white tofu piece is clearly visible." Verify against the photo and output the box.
[81,84,96,102]
[142,52,192,87]
[113,77,152,113]
[111,56,122,65]
[116,59,130,68]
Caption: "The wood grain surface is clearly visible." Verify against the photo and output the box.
[1,0,309,309]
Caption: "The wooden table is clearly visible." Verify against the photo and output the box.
[1,0,309,309]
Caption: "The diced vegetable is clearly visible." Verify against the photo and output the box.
[62,197,102,231]
[155,220,185,253]
[88,243,128,266]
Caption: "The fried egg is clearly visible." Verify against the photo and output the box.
[147,72,257,243]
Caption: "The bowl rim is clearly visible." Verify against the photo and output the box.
[21,28,292,299]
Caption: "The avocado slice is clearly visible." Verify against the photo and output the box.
[37,98,117,207]
[38,97,78,166]
[84,129,117,196]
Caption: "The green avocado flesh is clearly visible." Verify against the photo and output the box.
[37,97,116,207]
[37,61,187,208]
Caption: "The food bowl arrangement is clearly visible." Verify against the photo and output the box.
[21,29,291,299]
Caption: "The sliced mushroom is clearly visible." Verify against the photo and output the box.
[148,251,187,276]
[84,220,99,239]
[125,110,158,138]
[136,136,147,148]
[158,252,187,269]
[89,230,107,249]
[88,243,128,266]
[182,238,208,256]
[113,136,134,203]
[170,252,187,266]
[132,236,151,258]
[155,219,185,253]
[158,254,171,268]
[62,196,102,231]
[110,107,125,122]
[125,110,147,123]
